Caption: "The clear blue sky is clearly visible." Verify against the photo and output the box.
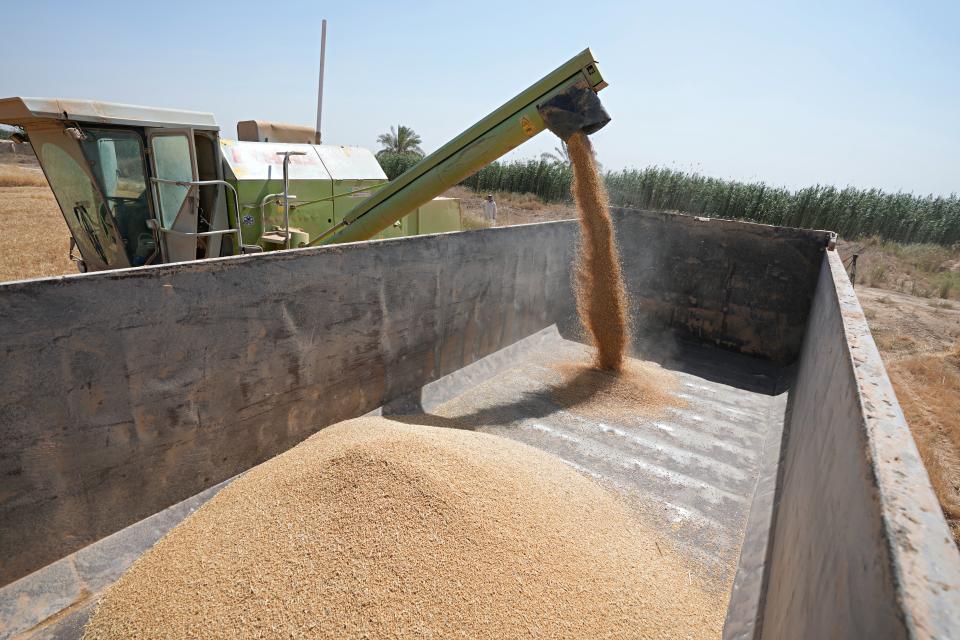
[1,0,956,195]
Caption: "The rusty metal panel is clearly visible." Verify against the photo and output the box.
[236,120,317,144]
[218,141,385,183]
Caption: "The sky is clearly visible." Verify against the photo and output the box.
[1,0,957,195]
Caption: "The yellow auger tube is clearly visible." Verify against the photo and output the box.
[315,48,609,246]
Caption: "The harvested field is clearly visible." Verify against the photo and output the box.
[568,131,629,371]
[0,162,46,187]
[446,185,576,229]
[839,237,960,300]
[856,286,960,542]
[84,417,724,639]
[0,161,73,281]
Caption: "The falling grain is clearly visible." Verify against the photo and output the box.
[567,131,630,371]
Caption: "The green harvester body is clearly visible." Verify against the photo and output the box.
[0,49,606,272]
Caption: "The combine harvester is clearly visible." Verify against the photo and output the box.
[0,47,958,639]
[0,46,606,272]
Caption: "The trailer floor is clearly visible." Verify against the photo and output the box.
[2,327,788,639]
[415,328,789,582]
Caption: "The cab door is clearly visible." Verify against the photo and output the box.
[28,126,131,271]
[148,129,199,263]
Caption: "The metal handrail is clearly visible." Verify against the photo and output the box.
[150,177,260,254]
[156,227,238,238]
[259,193,284,243]
[276,152,307,249]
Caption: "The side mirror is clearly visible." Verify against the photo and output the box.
[65,127,87,141]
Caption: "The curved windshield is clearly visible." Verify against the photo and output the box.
[79,129,155,265]
[37,139,125,269]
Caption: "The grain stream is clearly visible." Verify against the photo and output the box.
[568,131,630,371]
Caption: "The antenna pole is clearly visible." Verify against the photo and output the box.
[315,18,327,144]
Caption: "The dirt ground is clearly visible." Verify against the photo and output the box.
[0,156,73,281]
[445,185,576,228]
[839,237,960,301]
[2,158,958,540]
[853,286,960,539]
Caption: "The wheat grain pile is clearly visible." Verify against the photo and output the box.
[568,131,630,371]
[84,417,723,639]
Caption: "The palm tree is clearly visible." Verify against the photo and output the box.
[376,125,424,158]
[540,142,570,166]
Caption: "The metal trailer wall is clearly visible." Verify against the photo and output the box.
[606,208,827,363]
[757,251,960,638]
[0,210,826,588]
[0,221,570,588]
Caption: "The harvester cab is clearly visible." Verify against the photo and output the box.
[0,47,610,273]
[0,98,239,271]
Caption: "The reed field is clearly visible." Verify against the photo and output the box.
[376,152,422,180]
[461,159,573,203]
[458,160,960,246]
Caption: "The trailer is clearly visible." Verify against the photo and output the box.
[0,49,958,639]
[1,207,958,638]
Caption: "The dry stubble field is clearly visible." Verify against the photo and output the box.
[0,158,72,281]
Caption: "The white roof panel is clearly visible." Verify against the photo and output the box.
[0,97,218,130]
[314,145,388,181]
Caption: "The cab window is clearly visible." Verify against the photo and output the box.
[151,134,193,229]
[79,130,155,265]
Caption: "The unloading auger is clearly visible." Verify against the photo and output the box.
[313,48,611,245]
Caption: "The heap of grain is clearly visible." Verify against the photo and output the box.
[85,417,722,639]
[567,131,630,371]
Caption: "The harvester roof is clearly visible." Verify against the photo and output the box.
[0,97,218,130]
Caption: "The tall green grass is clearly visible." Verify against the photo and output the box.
[376,152,422,180]
[457,161,960,245]
[462,159,573,203]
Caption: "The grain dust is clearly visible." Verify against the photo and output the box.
[549,358,685,422]
[568,131,630,371]
[84,417,724,639]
